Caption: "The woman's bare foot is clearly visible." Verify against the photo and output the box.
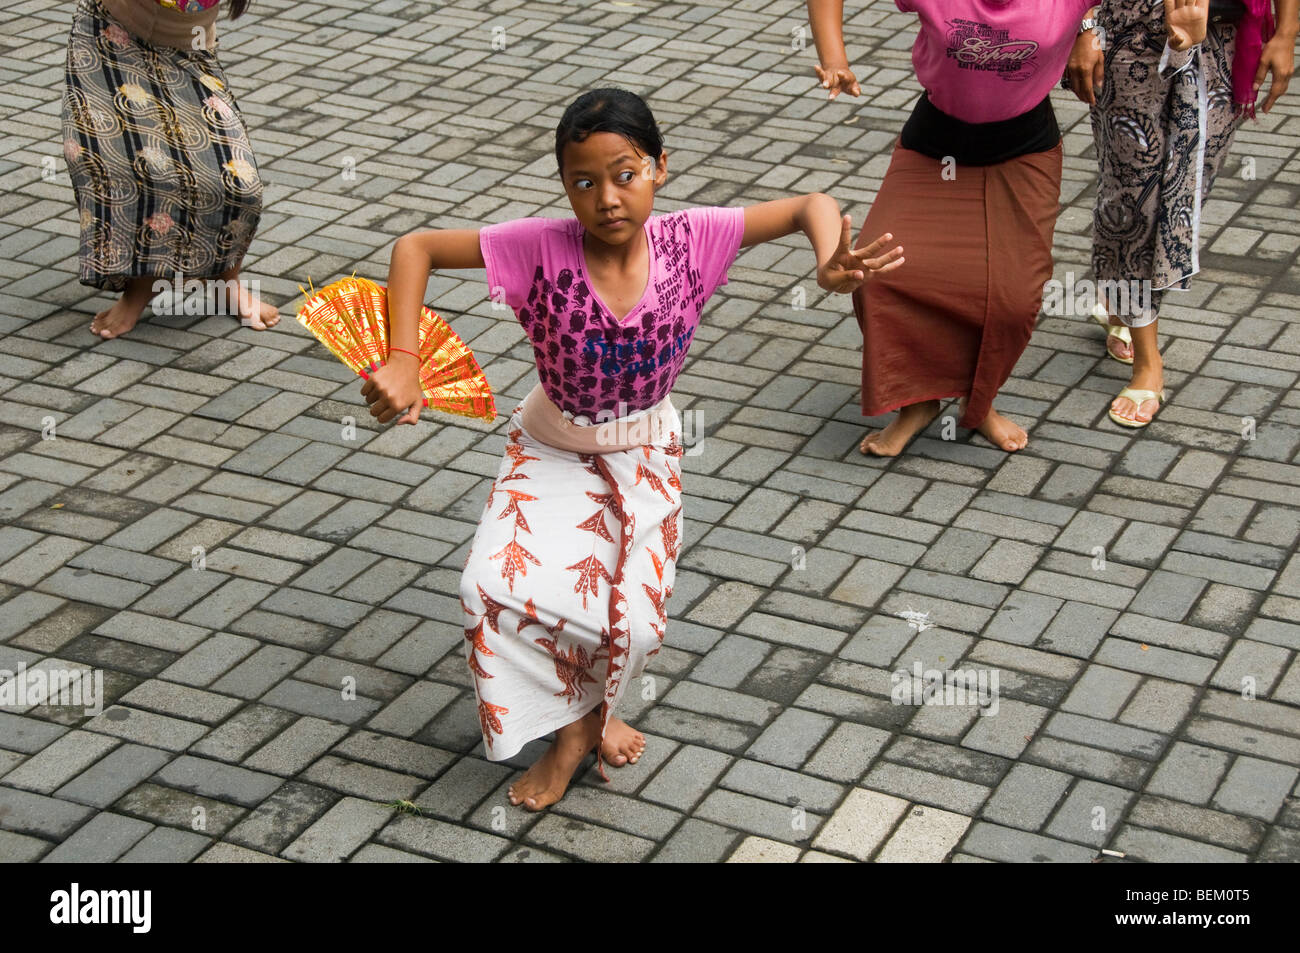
[234,282,280,330]
[976,407,1029,452]
[601,715,645,766]
[90,278,153,340]
[507,709,602,811]
[859,399,941,457]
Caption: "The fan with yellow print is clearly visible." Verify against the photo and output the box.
[296,275,496,423]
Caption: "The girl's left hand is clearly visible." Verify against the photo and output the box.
[817,215,904,292]
[1254,35,1295,114]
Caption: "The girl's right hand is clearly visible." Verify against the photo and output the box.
[814,61,861,99]
[362,353,423,425]
[1067,27,1106,105]
[1164,0,1208,52]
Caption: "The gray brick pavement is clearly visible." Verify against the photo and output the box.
[1,0,1298,863]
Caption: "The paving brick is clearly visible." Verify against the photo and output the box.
[1146,742,1233,805]
[981,762,1071,831]
[640,744,732,812]
[0,729,118,794]
[694,788,823,845]
[154,755,284,807]
[960,698,1051,759]
[224,781,340,855]
[1043,778,1134,847]
[0,786,94,839]
[875,804,971,862]
[1211,757,1298,822]
[5,0,1300,868]
[1023,736,1151,789]
[54,743,172,809]
[1111,823,1248,862]
[1118,678,1198,733]
[1043,712,1167,760]
[745,707,836,769]
[40,812,152,863]
[863,761,990,815]
[84,705,208,751]
[116,826,211,863]
[1061,665,1142,720]
[961,821,1098,862]
[650,818,740,863]
[1210,639,1291,696]
[280,796,393,862]
[720,759,845,813]
[0,830,51,862]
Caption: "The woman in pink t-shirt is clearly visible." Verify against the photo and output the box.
[362,88,902,812]
[808,0,1206,457]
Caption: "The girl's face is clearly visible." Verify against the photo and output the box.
[560,131,667,246]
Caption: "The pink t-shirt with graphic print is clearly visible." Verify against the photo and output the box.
[479,206,746,419]
[897,0,1094,123]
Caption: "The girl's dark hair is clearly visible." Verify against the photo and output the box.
[229,0,249,19]
[555,88,663,175]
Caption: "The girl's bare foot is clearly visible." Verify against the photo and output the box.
[235,283,280,330]
[600,715,645,766]
[859,399,941,457]
[976,408,1029,452]
[507,709,602,811]
[90,278,153,340]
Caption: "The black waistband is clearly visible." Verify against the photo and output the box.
[900,93,1060,166]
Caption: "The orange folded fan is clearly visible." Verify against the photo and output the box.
[295,275,496,423]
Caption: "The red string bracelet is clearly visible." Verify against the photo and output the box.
[388,346,419,360]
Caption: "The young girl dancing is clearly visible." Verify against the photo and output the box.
[361,88,903,811]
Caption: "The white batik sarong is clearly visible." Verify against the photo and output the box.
[459,384,684,779]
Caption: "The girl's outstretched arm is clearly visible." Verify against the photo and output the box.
[808,0,860,98]
[740,193,903,294]
[364,229,485,425]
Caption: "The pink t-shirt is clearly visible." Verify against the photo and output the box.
[897,0,1094,123]
[479,206,746,419]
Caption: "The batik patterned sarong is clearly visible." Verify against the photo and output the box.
[1091,1,1241,327]
[460,399,684,778]
[61,0,262,291]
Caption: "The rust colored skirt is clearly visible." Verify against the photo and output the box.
[851,139,1063,430]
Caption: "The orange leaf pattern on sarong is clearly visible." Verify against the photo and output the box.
[498,488,537,534]
[492,537,540,591]
[478,699,509,744]
[566,553,613,610]
[635,462,674,503]
[660,507,681,563]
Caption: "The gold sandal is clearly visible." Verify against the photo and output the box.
[1108,387,1167,428]
[1092,304,1133,365]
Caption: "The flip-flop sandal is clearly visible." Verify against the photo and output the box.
[1091,304,1134,365]
[1108,387,1168,428]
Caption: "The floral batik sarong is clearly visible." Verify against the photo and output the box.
[459,392,685,778]
[1090,1,1241,327]
[61,0,262,291]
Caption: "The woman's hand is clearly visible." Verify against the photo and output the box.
[817,215,904,293]
[1067,26,1106,104]
[814,60,860,99]
[1164,0,1208,52]
[362,352,423,425]
[1254,33,1296,114]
